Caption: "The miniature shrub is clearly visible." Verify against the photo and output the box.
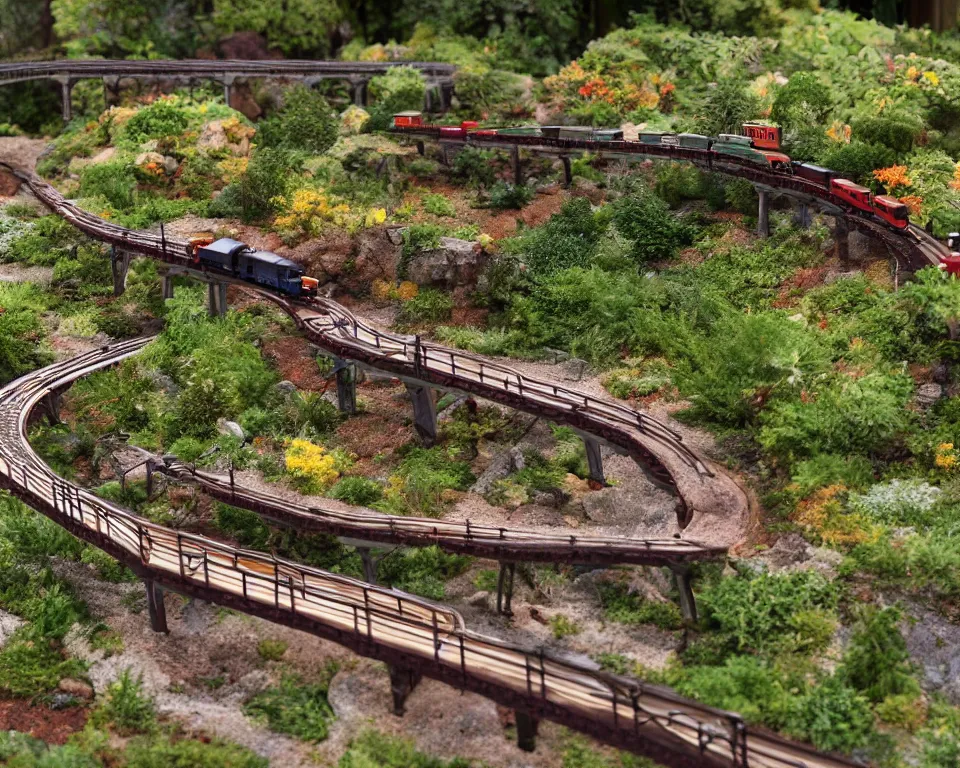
[79,160,139,211]
[0,630,87,698]
[696,570,838,659]
[379,446,475,517]
[503,197,607,276]
[841,605,919,703]
[215,504,271,550]
[423,193,456,217]
[168,436,207,464]
[758,372,913,462]
[96,669,157,735]
[210,148,302,222]
[451,146,497,188]
[397,288,454,324]
[244,673,335,742]
[285,439,344,495]
[790,454,874,496]
[610,184,694,265]
[5,214,81,266]
[121,99,189,144]
[817,141,897,187]
[80,546,136,583]
[694,79,762,137]
[486,181,534,210]
[278,391,342,439]
[338,730,473,768]
[377,545,471,600]
[786,675,875,752]
[328,476,384,506]
[123,734,268,768]
[550,614,581,639]
[848,480,942,529]
[172,377,230,440]
[257,639,289,662]
[257,85,339,154]
[598,582,684,630]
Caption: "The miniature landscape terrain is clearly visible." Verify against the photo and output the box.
[4,3,960,767]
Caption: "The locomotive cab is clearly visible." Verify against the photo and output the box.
[873,195,910,230]
[742,123,782,150]
[196,237,248,271]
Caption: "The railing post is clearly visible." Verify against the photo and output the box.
[515,710,539,752]
[583,437,606,487]
[669,564,698,625]
[334,359,357,415]
[406,384,438,446]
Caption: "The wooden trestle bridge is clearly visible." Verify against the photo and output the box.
[0,164,872,767]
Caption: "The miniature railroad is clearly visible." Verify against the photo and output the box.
[0,339,858,768]
[397,127,950,273]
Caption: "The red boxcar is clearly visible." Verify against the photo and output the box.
[831,178,873,212]
[940,253,960,277]
[460,120,479,130]
[393,111,423,128]
[439,126,466,139]
[873,195,910,230]
[743,123,782,150]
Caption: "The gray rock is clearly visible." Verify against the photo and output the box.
[509,446,526,472]
[917,383,943,408]
[406,237,486,288]
[824,270,861,285]
[0,609,24,648]
[145,370,178,396]
[275,380,298,395]
[581,484,675,531]
[734,558,769,576]
[386,226,407,246]
[902,603,960,703]
[49,693,78,710]
[542,347,570,364]
[762,533,813,570]
[559,358,589,382]
[470,450,516,496]
[217,419,245,441]
[161,155,178,175]
[468,591,490,608]
[531,490,565,508]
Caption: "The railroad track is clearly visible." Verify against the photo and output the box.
[0,340,859,768]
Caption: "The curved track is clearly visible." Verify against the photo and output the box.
[0,340,857,768]
[403,129,950,272]
[8,165,749,559]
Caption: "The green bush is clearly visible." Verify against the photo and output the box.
[550,614,581,639]
[210,148,302,222]
[328,476,384,506]
[257,85,338,154]
[503,197,607,277]
[95,669,157,735]
[0,631,87,698]
[397,288,454,324]
[0,283,52,385]
[338,730,473,768]
[423,193,456,217]
[816,141,897,187]
[610,184,693,265]
[377,545,471,600]
[123,734,268,768]
[694,79,763,137]
[257,638,288,662]
[451,146,497,188]
[379,446,475,517]
[786,675,875,753]
[119,99,189,144]
[244,673,336,742]
[215,503,271,549]
[598,582,684,630]
[486,181,534,210]
[841,605,919,703]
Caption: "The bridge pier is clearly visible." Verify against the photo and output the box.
[144,578,169,634]
[835,220,849,265]
[416,140,425,156]
[496,561,516,616]
[351,79,368,106]
[110,246,130,296]
[794,202,812,230]
[357,547,378,584]
[560,155,572,188]
[511,146,522,186]
[162,274,175,300]
[222,74,236,107]
[387,665,422,716]
[756,188,770,237]
[334,360,357,415]
[406,384,438,446]
[515,710,539,752]
[207,282,228,318]
[43,391,62,425]
[669,564,698,624]
[57,77,73,123]
[583,437,606,487]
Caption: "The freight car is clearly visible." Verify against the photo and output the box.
[193,238,319,297]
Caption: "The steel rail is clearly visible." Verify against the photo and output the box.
[8,164,748,550]
[0,342,860,768]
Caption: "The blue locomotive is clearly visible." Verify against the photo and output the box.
[193,238,318,297]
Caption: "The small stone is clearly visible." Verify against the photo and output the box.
[161,156,178,175]
[49,692,77,710]
[917,383,943,408]
[509,446,526,472]
[562,515,581,528]
[559,358,589,382]
[386,227,407,246]
[468,591,490,607]
[197,120,229,151]
[217,419,245,441]
[134,151,165,168]
[57,678,94,700]
[531,490,561,508]
[275,380,297,395]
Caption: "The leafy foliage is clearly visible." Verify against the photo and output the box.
[257,85,339,154]
[244,673,336,742]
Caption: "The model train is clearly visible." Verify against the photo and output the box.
[189,237,319,297]
[392,114,911,232]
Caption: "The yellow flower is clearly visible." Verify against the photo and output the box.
[285,439,340,493]
[935,442,957,470]
[826,121,852,144]
[923,70,940,86]
[906,65,920,82]
[396,281,419,301]
[364,207,387,227]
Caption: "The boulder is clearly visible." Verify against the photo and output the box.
[917,383,943,408]
[217,419,245,441]
[559,357,589,382]
[198,121,229,151]
[134,151,165,169]
[161,156,179,175]
[275,380,298,395]
[350,227,401,284]
[0,170,21,197]
[340,105,370,136]
[57,678,94,700]
[406,237,487,288]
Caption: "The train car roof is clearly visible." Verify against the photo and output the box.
[677,133,711,138]
[394,111,422,117]
[874,194,908,209]
[832,178,872,193]
[241,250,303,270]
[759,151,791,162]
[792,161,836,173]
[202,238,248,256]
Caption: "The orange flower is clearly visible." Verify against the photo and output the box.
[873,165,912,192]
[899,195,923,216]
